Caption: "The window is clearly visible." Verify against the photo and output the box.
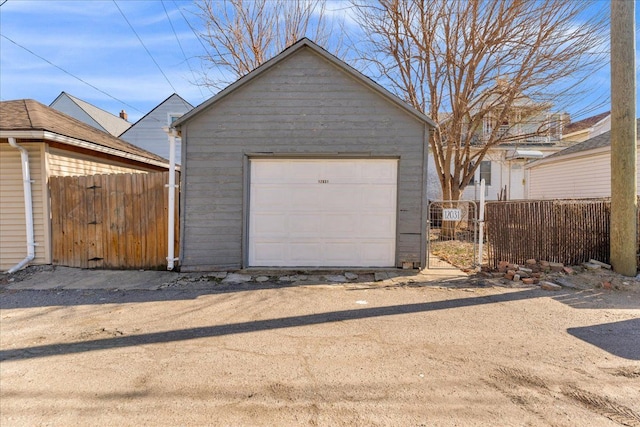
[168,113,182,126]
[479,161,491,185]
[467,160,492,186]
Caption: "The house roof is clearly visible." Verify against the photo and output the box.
[0,99,169,168]
[50,91,132,136]
[119,93,193,137]
[172,38,436,129]
[526,118,640,167]
[562,111,610,135]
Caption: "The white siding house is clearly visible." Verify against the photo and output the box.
[526,119,640,199]
[120,94,193,164]
[50,92,131,136]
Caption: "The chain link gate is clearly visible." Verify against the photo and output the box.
[427,200,478,269]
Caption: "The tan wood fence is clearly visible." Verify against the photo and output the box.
[50,172,179,269]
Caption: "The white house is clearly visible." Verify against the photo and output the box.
[50,91,131,136]
[525,119,640,199]
[427,106,569,201]
[120,94,193,163]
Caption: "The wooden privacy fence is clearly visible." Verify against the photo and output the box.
[485,198,640,268]
[50,171,179,269]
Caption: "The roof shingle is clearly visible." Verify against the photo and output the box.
[0,99,168,165]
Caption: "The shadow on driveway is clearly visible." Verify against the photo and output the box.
[1,288,543,362]
[567,318,640,360]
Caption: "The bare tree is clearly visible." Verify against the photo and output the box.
[352,0,608,203]
[194,0,334,90]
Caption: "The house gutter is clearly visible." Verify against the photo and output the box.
[0,130,171,170]
[163,127,179,271]
[7,138,36,273]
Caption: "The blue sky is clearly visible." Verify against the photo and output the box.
[0,0,637,124]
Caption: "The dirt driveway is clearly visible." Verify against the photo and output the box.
[1,271,639,426]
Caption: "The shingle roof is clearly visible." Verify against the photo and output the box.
[563,111,610,135]
[51,92,132,136]
[0,99,169,165]
[543,118,640,161]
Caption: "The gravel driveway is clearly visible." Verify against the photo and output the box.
[1,268,639,426]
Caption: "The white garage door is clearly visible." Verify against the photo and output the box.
[249,158,397,267]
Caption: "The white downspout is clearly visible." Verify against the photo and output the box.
[7,138,36,274]
[163,127,179,271]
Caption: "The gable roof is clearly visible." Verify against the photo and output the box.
[563,111,611,135]
[0,99,169,168]
[50,91,132,136]
[172,38,436,129]
[120,93,193,137]
[562,111,610,135]
[526,118,640,168]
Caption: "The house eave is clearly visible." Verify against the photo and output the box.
[524,145,612,169]
[1,130,170,169]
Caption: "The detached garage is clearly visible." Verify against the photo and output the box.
[173,39,435,271]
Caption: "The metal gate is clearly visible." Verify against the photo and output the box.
[427,200,478,269]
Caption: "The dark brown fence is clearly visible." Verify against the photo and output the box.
[50,171,179,270]
[485,198,640,268]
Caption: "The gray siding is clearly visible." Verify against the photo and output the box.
[180,47,427,271]
[120,94,192,163]
[50,96,104,133]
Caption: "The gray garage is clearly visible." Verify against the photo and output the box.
[173,38,435,271]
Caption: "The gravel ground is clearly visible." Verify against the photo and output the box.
[1,267,639,426]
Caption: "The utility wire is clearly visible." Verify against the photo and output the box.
[0,33,147,115]
[161,0,205,100]
[113,0,178,93]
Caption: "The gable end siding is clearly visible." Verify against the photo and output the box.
[180,48,427,270]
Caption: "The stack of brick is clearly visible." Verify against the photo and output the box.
[493,259,567,285]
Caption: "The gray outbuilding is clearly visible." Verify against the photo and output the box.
[173,38,435,271]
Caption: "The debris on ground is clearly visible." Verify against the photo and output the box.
[478,259,640,293]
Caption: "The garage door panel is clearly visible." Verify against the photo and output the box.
[321,214,358,237]
[322,186,361,210]
[252,186,289,209]
[253,241,286,264]
[289,214,321,235]
[361,162,397,183]
[251,213,287,235]
[289,243,323,264]
[287,187,320,209]
[360,241,396,263]
[249,159,397,267]
[360,186,397,209]
[322,242,359,264]
[358,214,396,237]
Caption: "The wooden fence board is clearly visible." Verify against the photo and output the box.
[50,172,179,270]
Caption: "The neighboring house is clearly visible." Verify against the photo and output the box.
[427,103,570,201]
[525,119,640,199]
[462,108,568,200]
[50,91,131,136]
[172,38,436,271]
[0,99,170,272]
[561,111,611,143]
[119,93,193,163]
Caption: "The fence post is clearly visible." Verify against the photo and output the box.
[477,179,486,269]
